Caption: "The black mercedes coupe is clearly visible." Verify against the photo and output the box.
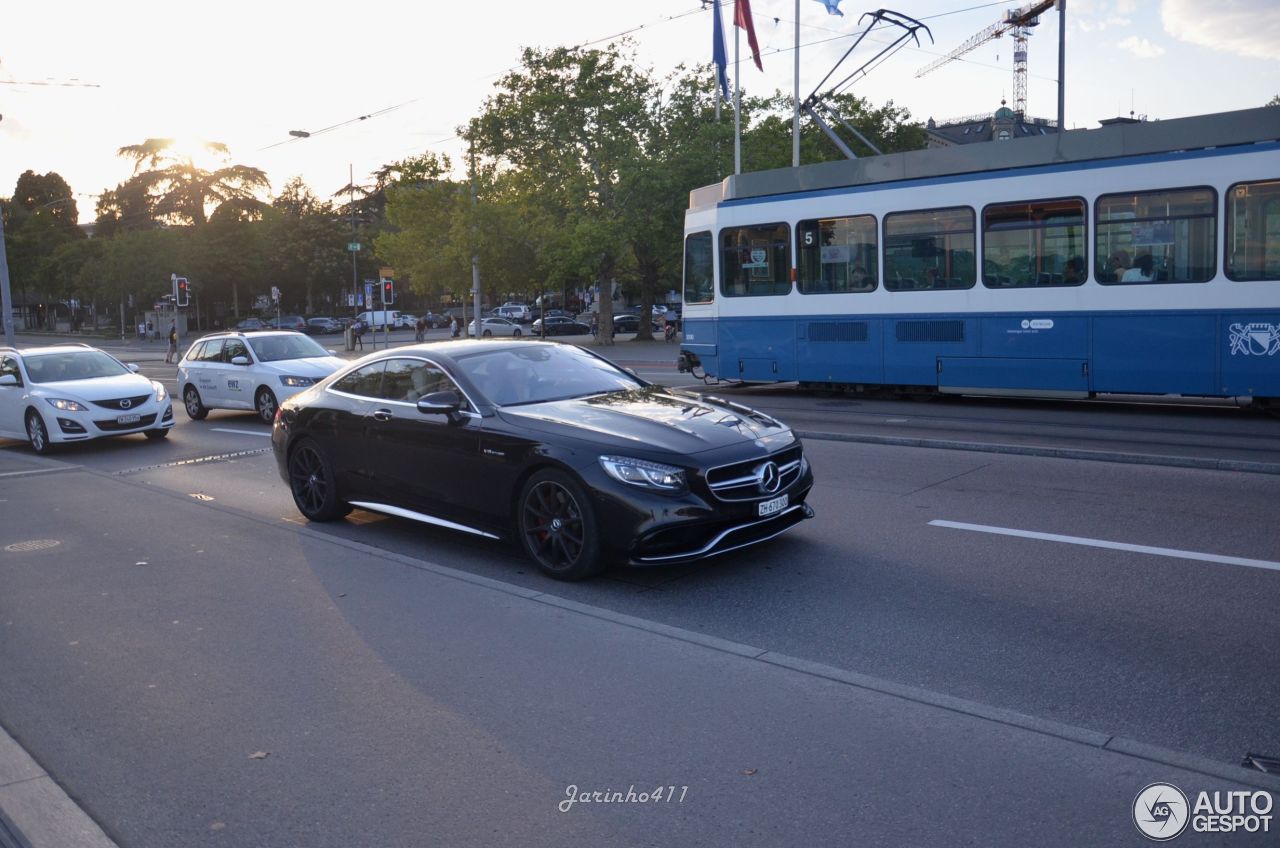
[271,340,814,580]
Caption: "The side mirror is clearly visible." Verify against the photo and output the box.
[0,374,18,387]
[231,355,251,366]
[417,390,464,422]
[127,363,141,373]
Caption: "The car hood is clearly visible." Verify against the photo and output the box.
[498,387,795,456]
[33,372,157,401]
[257,356,346,377]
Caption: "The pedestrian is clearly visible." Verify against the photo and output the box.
[136,322,146,342]
[415,316,426,343]
[590,315,598,340]
[450,315,461,339]
[353,319,366,350]
[164,322,178,363]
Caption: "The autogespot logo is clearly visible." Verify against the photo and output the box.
[1134,783,1190,841]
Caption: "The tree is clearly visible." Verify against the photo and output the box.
[3,171,86,324]
[465,42,659,343]
[264,177,348,315]
[115,138,270,227]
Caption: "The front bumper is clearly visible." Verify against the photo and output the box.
[50,401,174,443]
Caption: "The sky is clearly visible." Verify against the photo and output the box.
[2,0,1277,216]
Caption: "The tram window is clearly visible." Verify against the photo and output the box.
[883,207,976,291]
[684,231,715,304]
[1095,187,1216,284]
[720,223,791,297]
[982,198,1086,288]
[797,215,877,294]
[1226,180,1280,282]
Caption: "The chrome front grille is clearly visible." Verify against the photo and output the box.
[705,445,804,502]
[92,394,151,411]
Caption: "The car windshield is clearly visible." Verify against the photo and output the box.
[247,334,330,362]
[455,345,643,406]
[25,350,129,383]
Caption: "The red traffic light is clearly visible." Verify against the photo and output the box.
[175,277,190,307]
[382,279,395,305]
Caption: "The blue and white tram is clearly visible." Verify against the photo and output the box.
[677,107,1280,407]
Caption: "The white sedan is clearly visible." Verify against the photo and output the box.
[467,317,524,338]
[0,344,174,454]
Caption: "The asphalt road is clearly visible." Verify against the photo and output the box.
[1,334,1278,846]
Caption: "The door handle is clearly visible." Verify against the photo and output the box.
[371,409,393,422]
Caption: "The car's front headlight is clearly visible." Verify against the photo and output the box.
[45,398,88,412]
[151,380,167,402]
[279,375,316,387]
[598,455,687,493]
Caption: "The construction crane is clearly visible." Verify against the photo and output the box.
[915,0,1056,119]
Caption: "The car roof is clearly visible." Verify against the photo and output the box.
[2,343,100,357]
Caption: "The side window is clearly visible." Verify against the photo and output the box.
[797,215,878,294]
[983,198,1087,287]
[222,339,250,363]
[1226,180,1280,281]
[185,341,206,362]
[379,358,464,406]
[331,362,387,398]
[683,231,714,304]
[720,223,791,297]
[196,340,223,362]
[884,207,976,291]
[1095,187,1216,284]
[0,355,22,385]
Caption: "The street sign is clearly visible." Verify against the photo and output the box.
[364,282,374,303]
[348,242,361,252]
[347,294,355,307]
[271,286,281,302]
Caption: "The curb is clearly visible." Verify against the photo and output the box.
[0,725,116,848]
[795,429,1280,475]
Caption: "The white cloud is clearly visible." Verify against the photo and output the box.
[1162,0,1280,60]
[1118,36,1166,58]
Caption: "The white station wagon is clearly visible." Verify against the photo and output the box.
[178,331,345,424]
[0,343,174,454]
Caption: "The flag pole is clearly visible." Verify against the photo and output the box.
[734,25,742,174]
[793,0,800,167]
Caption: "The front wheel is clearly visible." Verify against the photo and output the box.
[288,439,351,521]
[255,387,279,424]
[25,410,52,455]
[513,328,522,338]
[518,469,605,581]
[183,385,208,420]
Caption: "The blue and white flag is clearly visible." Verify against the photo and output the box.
[813,0,843,15]
[712,0,729,101]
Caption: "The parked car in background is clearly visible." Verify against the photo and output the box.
[531,316,591,336]
[611,314,658,334]
[394,313,419,329]
[495,304,532,323]
[422,311,448,329]
[268,315,308,333]
[306,317,343,335]
[235,317,270,331]
[0,343,174,453]
[354,310,400,330]
[178,331,345,424]
[468,317,523,338]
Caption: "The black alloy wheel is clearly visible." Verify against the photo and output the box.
[287,439,352,521]
[255,387,279,424]
[518,469,604,580]
[183,385,208,420]
[25,410,51,455]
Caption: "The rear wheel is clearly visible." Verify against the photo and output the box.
[483,329,493,338]
[183,385,208,420]
[25,410,52,455]
[287,439,351,521]
[255,387,278,424]
[518,469,604,581]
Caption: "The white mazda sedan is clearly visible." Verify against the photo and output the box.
[178,330,345,424]
[0,343,174,454]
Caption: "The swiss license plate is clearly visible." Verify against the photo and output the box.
[758,493,788,517]
[116,413,140,425]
